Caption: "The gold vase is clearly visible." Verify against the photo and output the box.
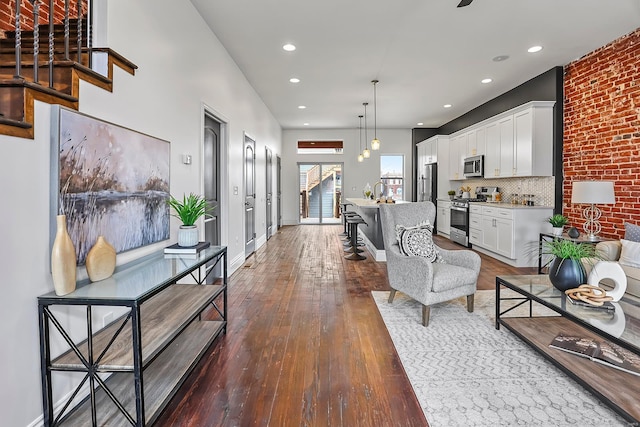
[51,215,77,296]
[86,235,116,282]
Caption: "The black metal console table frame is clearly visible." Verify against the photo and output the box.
[495,275,640,425]
[38,246,227,426]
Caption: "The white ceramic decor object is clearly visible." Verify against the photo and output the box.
[587,261,627,302]
[588,302,625,338]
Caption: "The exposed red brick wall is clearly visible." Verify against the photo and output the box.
[563,28,640,239]
[0,0,86,35]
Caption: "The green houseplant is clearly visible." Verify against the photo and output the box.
[168,193,214,246]
[447,190,456,200]
[541,239,599,291]
[547,214,569,236]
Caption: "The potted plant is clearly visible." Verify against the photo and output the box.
[541,239,599,291]
[548,214,569,236]
[447,190,456,200]
[168,193,214,247]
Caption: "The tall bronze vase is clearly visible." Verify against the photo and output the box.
[51,214,77,296]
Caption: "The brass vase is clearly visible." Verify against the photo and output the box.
[51,215,77,296]
[86,235,116,282]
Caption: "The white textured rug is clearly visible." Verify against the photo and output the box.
[372,290,631,427]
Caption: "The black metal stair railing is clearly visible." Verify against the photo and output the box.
[11,0,92,87]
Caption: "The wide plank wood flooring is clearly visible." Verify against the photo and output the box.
[156,225,534,426]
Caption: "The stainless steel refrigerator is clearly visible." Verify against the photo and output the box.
[419,162,438,231]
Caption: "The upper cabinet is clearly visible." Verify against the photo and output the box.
[513,105,554,177]
[448,134,465,180]
[448,101,555,179]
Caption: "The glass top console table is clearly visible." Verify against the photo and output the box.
[38,246,227,426]
[496,274,640,423]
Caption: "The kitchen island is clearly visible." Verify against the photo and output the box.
[345,198,409,261]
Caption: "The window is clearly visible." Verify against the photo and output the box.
[297,140,343,155]
[380,155,404,201]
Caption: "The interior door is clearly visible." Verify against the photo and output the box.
[277,155,282,229]
[244,134,256,256]
[266,147,273,239]
[204,113,221,280]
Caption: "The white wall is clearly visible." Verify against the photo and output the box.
[0,1,281,425]
[281,128,413,225]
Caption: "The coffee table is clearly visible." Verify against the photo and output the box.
[496,274,640,423]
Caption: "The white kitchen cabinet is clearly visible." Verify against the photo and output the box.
[513,105,554,177]
[484,122,500,178]
[480,206,512,257]
[481,101,554,178]
[448,135,465,180]
[465,127,485,157]
[498,116,514,177]
[472,204,552,267]
[469,205,483,245]
[437,200,450,235]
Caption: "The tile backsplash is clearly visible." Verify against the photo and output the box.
[450,176,555,207]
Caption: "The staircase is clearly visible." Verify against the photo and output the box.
[0,1,137,139]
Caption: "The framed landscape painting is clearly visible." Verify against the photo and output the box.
[50,106,170,265]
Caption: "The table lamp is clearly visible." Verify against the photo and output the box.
[571,181,615,240]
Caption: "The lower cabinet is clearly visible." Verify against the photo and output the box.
[481,206,514,258]
[472,204,552,267]
[437,200,451,235]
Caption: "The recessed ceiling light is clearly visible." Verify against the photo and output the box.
[528,45,543,53]
[481,78,493,84]
[303,123,309,126]
[444,104,452,108]
[289,78,300,83]
[283,43,296,51]
[417,122,424,126]
[492,55,509,62]
[298,105,306,109]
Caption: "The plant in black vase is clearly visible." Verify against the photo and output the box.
[541,239,600,291]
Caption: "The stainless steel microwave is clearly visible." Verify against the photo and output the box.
[463,155,484,178]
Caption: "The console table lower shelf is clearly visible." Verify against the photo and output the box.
[65,320,224,425]
[500,316,640,423]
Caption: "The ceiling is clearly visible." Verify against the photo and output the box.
[190,0,640,130]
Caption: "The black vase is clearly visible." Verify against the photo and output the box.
[548,257,586,291]
[567,227,580,238]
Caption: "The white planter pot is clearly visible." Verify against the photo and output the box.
[552,227,563,236]
[178,225,199,247]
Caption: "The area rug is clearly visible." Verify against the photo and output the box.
[372,289,630,426]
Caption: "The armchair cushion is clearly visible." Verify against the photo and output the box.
[395,221,443,263]
[431,263,478,292]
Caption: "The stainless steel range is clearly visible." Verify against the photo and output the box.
[449,187,498,247]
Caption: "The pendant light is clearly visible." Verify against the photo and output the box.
[363,102,370,158]
[357,115,364,162]
[371,80,381,150]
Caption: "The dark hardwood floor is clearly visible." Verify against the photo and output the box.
[156,225,534,426]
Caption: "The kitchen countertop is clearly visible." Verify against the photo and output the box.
[469,202,553,210]
[437,198,551,209]
[345,198,410,208]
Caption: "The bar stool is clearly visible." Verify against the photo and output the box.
[342,212,360,244]
[340,202,353,236]
[345,216,367,261]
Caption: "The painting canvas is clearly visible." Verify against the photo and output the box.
[51,106,170,265]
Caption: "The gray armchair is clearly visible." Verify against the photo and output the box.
[378,201,481,326]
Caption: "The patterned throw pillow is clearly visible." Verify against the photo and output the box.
[624,223,640,243]
[395,221,443,263]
